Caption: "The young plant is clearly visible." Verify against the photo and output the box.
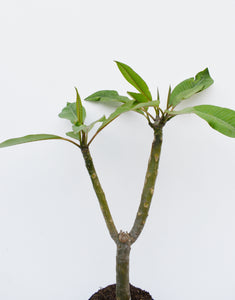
[1,62,235,300]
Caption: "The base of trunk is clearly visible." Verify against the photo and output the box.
[89,284,154,300]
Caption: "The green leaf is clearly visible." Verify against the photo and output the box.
[75,87,84,124]
[169,105,235,138]
[0,134,66,148]
[72,116,106,134]
[133,101,160,110]
[66,131,80,141]
[169,68,214,107]
[71,125,88,134]
[98,100,160,131]
[115,61,152,101]
[59,102,86,125]
[85,90,130,104]
[127,92,148,103]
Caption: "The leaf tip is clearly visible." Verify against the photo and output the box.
[74,86,80,97]
[114,60,123,68]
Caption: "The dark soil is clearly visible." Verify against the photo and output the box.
[89,284,154,300]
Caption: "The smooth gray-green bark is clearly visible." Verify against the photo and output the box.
[129,126,163,243]
[81,145,119,243]
[116,232,131,300]
[81,122,164,300]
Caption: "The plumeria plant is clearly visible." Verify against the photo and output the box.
[1,62,235,300]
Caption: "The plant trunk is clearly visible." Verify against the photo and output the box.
[116,232,131,300]
[81,125,164,300]
[116,126,163,299]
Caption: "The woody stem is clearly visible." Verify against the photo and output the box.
[81,144,119,243]
[129,125,163,244]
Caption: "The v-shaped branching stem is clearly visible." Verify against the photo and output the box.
[80,119,164,300]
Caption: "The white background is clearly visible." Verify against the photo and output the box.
[0,1,235,299]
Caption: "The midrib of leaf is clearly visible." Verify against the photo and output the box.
[0,134,81,148]
[194,110,235,132]
[118,64,151,101]
[168,106,235,135]
[69,105,78,122]
[75,87,83,123]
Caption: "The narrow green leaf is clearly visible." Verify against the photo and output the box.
[157,88,160,102]
[85,90,130,104]
[169,68,214,107]
[115,61,152,101]
[0,134,66,148]
[59,102,86,125]
[133,101,160,110]
[97,100,160,131]
[169,105,235,137]
[166,85,171,108]
[127,92,148,103]
[75,87,84,124]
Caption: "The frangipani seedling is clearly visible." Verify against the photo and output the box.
[1,62,235,300]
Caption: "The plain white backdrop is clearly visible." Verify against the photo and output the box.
[0,0,235,299]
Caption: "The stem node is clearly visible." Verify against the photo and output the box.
[118,231,131,244]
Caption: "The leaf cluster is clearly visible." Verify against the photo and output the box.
[58,62,163,146]
[0,61,235,149]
